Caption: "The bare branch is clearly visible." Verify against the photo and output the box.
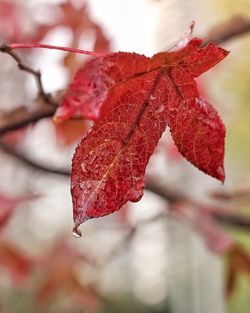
[0,103,56,136]
[0,44,58,107]
[145,179,186,204]
[214,212,250,230]
[203,15,250,45]
[0,141,70,176]
[210,189,250,202]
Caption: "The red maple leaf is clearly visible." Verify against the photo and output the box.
[68,24,229,235]
[6,24,228,233]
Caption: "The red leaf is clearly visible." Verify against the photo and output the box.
[0,192,39,229]
[52,0,110,52]
[0,238,33,284]
[54,119,88,147]
[55,52,151,122]
[37,0,110,79]
[0,1,53,43]
[36,240,98,307]
[70,25,229,232]
[0,0,24,42]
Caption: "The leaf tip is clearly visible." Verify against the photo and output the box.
[215,165,225,183]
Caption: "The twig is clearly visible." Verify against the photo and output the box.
[10,43,103,57]
[210,189,250,202]
[145,179,186,204]
[0,104,56,136]
[203,15,250,45]
[214,212,250,230]
[0,141,70,176]
[0,45,58,107]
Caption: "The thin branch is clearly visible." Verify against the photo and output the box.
[146,180,250,232]
[10,43,104,57]
[210,189,250,202]
[145,179,186,204]
[0,45,58,106]
[0,104,56,136]
[214,212,250,230]
[203,15,250,45]
[0,141,70,176]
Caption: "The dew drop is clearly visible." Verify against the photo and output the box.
[72,225,82,238]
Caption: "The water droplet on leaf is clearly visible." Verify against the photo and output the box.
[73,225,82,238]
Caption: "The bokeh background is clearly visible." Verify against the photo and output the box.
[0,0,250,313]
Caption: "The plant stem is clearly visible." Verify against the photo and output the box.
[10,43,104,57]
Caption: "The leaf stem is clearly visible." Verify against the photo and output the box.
[10,43,104,57]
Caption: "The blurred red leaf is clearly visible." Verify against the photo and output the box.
[44,0,110,78]
[0,0,53,43]
[68,25,228,232]
[0,0,24,43]
[36,240,100,309]
[52,0,110,53]
[193,208,234,253]
[0,238,33,284]
[54,119,88,147]
[2,127,28,145]
[0,192,39,229]
[172,203,235,253]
